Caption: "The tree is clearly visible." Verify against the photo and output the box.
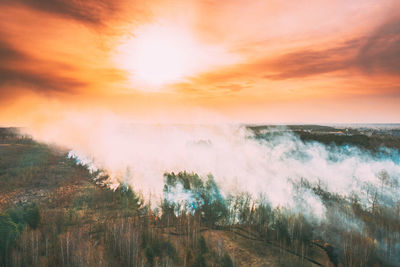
[221,253,233,267]
[202,175,228,226]
[145,245,155,266]
[194,254,207,267]
[24,202,41,229]
[198,236,207,255]
[0,213,19,266]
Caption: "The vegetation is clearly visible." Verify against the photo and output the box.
[250,125,400,153]
[162,172,228,227]
[1,127,400,266]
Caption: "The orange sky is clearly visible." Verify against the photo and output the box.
[0,0,399,125]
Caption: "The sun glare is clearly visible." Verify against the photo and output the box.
[115,23,239,91]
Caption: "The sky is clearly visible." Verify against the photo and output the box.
[0,0,399,125]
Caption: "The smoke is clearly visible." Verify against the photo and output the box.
[27,112,400,221]
[163,182,204,214]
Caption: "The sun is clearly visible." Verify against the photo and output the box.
[115,24,199,89]
[114,22,240,91]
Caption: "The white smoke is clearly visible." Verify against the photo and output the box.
[28,113,400,220]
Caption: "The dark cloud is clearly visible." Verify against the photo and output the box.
[262,17,400,80]
[262,40,359,80]
[0,67,86,94]
[0,40,86,95]
[0,0,125,25]
[0,0,137,98]
[356,18,400,75]
[0,41,25,62]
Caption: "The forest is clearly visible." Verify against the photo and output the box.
[1,126,400,266]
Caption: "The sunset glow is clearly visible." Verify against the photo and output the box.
[114,23,239,90]
[0,0,399,124]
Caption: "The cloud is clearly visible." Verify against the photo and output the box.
[0,41,25,62]
[0,0,399,123]
[262,40,360,80]
[0,67,86,95]
[0,39,86,96]
[1,0,122,25]
[356,17,400,75]
[0,0,154,101]
[183,14,400,98]
[262,16,400,80]
[216,83,251,93]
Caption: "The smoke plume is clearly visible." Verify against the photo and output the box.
[27,112,400,221]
